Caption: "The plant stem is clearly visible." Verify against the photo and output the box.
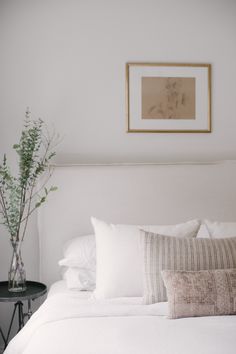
[21,182,35,242]
[0,187,13,236]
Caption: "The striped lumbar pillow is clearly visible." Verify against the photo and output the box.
[140,231,236,304]
[161,269,236,319]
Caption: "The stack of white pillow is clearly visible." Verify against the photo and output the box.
[58,218,236,297]
[59,234,96,290]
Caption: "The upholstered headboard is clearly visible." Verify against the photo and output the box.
[38,161,236,286]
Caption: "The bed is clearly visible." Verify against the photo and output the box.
[4,162,236,354]
[5,280,236,354]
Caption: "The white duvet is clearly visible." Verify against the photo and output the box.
[5,289,236,354]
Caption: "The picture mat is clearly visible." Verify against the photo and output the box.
[129,66,209,130]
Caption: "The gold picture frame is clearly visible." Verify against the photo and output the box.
[126,62,211,133]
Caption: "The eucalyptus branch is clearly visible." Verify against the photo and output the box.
[20,206,37,225]
[20,185,57,226]
[0,187,12,234]
[21,182,35,242]
[20,170,52,209]
[22,168,53,207]
[0,110,58,243]
[16,185,27,241]
[0,189,6,216]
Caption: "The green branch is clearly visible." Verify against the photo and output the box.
[0,110,58,242]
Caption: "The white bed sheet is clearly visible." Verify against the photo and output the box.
[5,282,236,354]
[47,280,92,298]
[47,280,148,305]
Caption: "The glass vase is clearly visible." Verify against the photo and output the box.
[8,240,26,292]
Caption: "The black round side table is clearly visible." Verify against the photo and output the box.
[0,280,47,349]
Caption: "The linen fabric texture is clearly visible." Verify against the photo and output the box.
[162,269,236,319]
[141,231,236,304]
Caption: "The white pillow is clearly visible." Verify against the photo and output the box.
[58,234,96,291]
[91,217,200,299]
[204,219,236,238]
[196,224,210,238]
[59,234,96,270]
[63,267,96,291]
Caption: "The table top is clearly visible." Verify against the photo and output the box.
[0,281,47,302]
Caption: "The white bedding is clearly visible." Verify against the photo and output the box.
[5,283,236,354]
[47,280,92,298]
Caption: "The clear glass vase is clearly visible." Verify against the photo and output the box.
[8,241,26,292]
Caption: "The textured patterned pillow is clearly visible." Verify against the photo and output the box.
[162,269,236,319]
[140,231,236,304]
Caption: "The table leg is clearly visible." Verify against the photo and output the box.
[5,302,18,349]
[0,327,6,348]
[27,299,32,319]
[3,298,37,349]
[4,301,25,349]
[17,301,24,331]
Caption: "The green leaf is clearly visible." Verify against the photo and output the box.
[0,110,59,237]
[50,186,58,192]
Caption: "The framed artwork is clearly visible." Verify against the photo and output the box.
[126,63,211,133]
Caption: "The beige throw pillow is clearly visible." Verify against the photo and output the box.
[140,231,236,304]
[162,269,236,319]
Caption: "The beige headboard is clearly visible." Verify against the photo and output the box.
[38,161,236,286]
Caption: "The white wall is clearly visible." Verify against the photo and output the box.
[0,0,235,348]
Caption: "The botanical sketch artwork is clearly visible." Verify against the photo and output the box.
[141,77,196,120]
